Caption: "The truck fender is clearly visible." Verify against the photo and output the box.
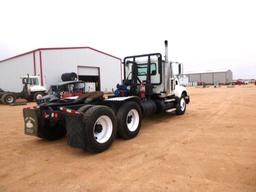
[104,96,141,113]
[174,85,188,98]
[105,96,141,104]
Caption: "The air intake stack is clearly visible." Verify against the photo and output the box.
[164,40,171,94]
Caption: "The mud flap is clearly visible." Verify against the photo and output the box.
[23,108,40,136]
[185,95,190,104]
[64,114,86,149]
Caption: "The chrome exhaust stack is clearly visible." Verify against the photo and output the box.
[164,40,171,94]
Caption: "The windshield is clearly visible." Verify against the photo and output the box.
[68,82,85,92]
[30,78,39,85]
[125,63,157,80]
[48,85,61,96]
[137,63,157,76]
[22,77,39,85]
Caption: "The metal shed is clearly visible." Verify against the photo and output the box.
[0,47,122,92]
[185,70,233,85]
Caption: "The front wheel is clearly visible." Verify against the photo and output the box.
[82,105,117,153]
[33,92,45,102]
[176,95,186,115]
[117,101,142,139]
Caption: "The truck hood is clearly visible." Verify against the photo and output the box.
[30,85,46,92]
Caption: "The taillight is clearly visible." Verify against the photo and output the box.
[50,112,59,119]
[43,112,49,118]
[54,112,59,119]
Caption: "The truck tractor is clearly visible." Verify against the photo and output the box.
[23,41,190,153]
[0,75,46,105]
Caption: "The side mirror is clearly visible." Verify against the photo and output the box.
[22,78,27,84]
[178,64,182,75]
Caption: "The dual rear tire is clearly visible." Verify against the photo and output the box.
[77,101,142,153]
[117,101,142,139]
[80,105,117,153]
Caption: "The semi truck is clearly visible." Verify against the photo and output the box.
[23,41,190,153]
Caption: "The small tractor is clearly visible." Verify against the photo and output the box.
[37,73,88,105]
[0,75,47,105]
[23,41,190,153]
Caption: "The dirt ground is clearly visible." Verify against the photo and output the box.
[0,85,256,192]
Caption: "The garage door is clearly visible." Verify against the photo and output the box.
[77,66,100,91]
[77,66,99,76]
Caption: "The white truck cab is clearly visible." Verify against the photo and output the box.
[21,75,47,101]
